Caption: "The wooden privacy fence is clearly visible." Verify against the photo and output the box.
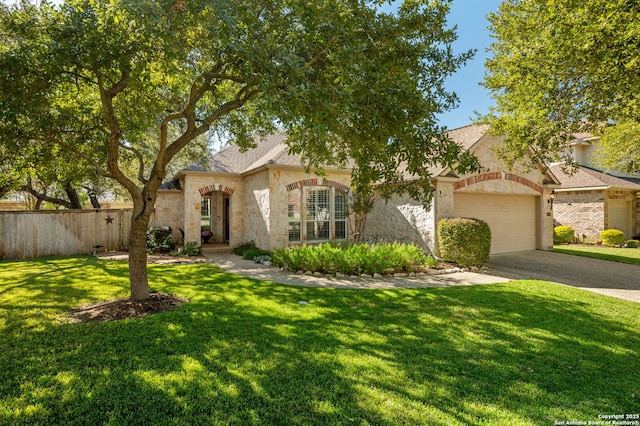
[0,209,134,260]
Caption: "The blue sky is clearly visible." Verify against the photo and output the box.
[436,0,503,129]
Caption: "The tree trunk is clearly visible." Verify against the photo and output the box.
[128,215,150,301]
[88,193,101,208]
[64,182,83,209]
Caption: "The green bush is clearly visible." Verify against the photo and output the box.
[271,242,436,275]
[625,240,639,249]
[233,241,257,256]
[553,225,575,244]
[438,218,491,267]
[242,248,271,260]
[146,227,175,254]
[600,229,625,247]
[181,241,202,256]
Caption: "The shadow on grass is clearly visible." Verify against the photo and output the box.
[1,258,639,425]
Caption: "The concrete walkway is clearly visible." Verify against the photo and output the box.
[205,252,511,289]
[486,250,640,303]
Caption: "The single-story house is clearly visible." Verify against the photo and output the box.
[550,164,640,241]
[154,124,560,254]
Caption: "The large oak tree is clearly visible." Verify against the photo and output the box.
[1,0,477,301]
[483,0,640,169]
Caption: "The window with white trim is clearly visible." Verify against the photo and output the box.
[287,186,348,243]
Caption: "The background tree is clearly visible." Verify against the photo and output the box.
[482,0,640,168]
[1,0,477,301]
[593,121,640,175]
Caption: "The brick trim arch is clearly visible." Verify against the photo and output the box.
[454,172,543,193]
[199,183,235,196]
[286,178,350,193]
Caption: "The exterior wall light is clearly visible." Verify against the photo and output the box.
[548,190,556,204]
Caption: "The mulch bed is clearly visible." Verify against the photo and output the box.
[67,292,190,323]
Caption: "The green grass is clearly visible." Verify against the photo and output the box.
[1,256,639,425]
[554,244,640,265]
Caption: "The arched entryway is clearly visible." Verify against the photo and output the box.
[199,184,234,246]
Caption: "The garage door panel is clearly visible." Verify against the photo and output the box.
[453,193,537,254]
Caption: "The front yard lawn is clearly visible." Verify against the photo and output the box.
[554,244,640,265]
[1,256,639,425]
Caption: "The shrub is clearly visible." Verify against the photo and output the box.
[600,229,625,247]
[146,227,175,254]
[271,242,436,275]
[625,240,639,249]
[181,241,202,256]
[242,248,270,260]
[438,218,491,267]
[233,241,257,256]
[553,225,575,244]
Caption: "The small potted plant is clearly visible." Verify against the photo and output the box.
[201,230,213,243]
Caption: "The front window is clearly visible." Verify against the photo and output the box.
[287,186,347,243]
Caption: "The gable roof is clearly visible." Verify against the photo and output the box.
[197,134,291,174]
[550,164,640,191]
[179,124,533,180]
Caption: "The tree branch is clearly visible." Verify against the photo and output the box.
[21,181,73,210]
[120,142,148,184]
[305,35,339,67]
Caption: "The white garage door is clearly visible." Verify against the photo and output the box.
[608,200,632,238]
[453,193,537,254]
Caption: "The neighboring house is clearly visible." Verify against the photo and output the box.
[550,134,640,241]
[154,124,559,254]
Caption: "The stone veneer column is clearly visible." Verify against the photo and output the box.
[432,178,456,256]
[183,178,202,245]
[540,186,558,250]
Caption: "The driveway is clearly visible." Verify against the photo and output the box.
[486,250,640,303]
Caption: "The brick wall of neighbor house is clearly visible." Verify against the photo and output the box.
[553,190,605,240]
[635,196,640,238]
[364,193,435,254]
[154,190,184,243]
[606,190,640,239]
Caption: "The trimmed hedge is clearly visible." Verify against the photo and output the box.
[438,218,491,267]
[553,225,575,244]
[625,240,639,249]
[600,229,625,247]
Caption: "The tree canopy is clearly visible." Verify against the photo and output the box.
[482,0,640,169]
[1,0,476,300]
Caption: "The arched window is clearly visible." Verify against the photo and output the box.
[288,186,347,243]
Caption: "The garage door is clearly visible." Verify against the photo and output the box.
[608,200,632,238]
[453,193,537,254]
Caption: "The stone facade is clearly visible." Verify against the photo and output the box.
[153,190,184,243]
[364,134,557,254]
[154,128,558,253]
[364,193,435,253]
[155,167,351,251]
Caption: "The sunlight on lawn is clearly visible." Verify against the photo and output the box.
[1,256,639,425]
